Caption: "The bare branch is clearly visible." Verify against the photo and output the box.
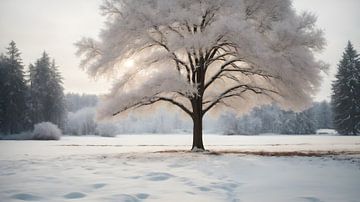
[204,58,244,90]
[203,84,278,115]
[113,95,193,118]
[100,0,123,17]
[167,25,184,38]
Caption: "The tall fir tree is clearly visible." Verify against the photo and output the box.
[0,41,29,134]
[29,52,66,128]
[332,41,360,135]
[0,54,6,133]
[48,59,66,128]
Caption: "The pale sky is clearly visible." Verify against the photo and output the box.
[1,0,359,101]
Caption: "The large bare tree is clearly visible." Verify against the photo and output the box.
[76,0,326,151]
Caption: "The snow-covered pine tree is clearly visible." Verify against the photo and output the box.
[29,52,50,125]
[0,41,29,134]
[29,52,66,128]
[332,42,360,135]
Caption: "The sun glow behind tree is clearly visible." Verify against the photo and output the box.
[76,0,326,150]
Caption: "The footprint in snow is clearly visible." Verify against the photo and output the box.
[299,196,324,202]
[110,194,139,202]
[63,192,86,199]
[11,193,42,201]
[135,193,149,199]
[197,186,212,192]
[167,163,186,168]
[211,182,239,191]
[145,172,174,181]
[92,183,107,189]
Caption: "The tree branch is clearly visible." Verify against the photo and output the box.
[203,84,278,115]
[204,58,244,90]
[112,95,193,118]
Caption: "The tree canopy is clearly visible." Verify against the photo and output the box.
[76,0,326,149]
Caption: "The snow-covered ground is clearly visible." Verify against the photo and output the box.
[0,134,359,202]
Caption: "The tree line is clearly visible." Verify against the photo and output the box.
[218,101,333,135]
[0,41,65,135]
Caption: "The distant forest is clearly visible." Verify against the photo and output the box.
[64,93,333,136]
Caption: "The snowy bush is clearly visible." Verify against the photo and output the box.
[32,122,62,140]
[96,123,118,137]
[65,107,96,135]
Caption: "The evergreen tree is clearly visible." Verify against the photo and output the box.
[0,54,7,133]
[0,41,29,134]
[29,52,66,128]
[48,60,66,128]
[332,42,360,135]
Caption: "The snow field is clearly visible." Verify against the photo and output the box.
[0,135,359,202]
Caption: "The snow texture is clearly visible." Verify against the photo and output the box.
[32,122,62,140]
[0,135,359,202]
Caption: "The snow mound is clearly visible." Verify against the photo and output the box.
[32,122,62,140]
[316,129,338,135]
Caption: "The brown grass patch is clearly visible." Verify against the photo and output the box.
[154,150,360,157]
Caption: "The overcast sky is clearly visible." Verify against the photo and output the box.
[1,0,359,101]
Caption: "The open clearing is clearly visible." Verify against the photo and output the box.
[0,135,359,202]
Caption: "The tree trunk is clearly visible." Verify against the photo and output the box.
[190,56,206,151]
[192,114,204,151]
[191,97,205,151]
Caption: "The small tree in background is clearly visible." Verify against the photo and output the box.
[77,0,326,150]
[332,42,360,135]
[313,101,333,129]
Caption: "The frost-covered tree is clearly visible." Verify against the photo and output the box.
[292,110,316,134]
[251,104,283,133]
[332,42,360,135]
[65,107,97,135]
[219,111,239,135]
[237,113,262,135]
[0,41,29,134]
[220,103,316,135]
[313,101,333,129]
[76,0,326,150]
[29,52,66,128]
